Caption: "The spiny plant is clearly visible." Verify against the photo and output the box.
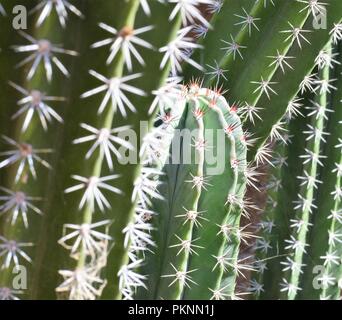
[250,40,342,300]
[0,0,341,300]
[136,84,248,300]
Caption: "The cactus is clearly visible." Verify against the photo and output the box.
[254,41,342,299]
[0,0,341,301]
[137,83,247,300]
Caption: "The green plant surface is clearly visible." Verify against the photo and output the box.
[138,86,247,300]
[184,0,342,163]
[301,42,342,299]
[258,98,312,299]
[258,41,342,300]
[0,0,184,299]
[0,0,341,301]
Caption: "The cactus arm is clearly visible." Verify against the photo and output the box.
[183,0,342,164]
[33,1,139,299]
[301,43,342,299]
[321,132,342,299]
[137,87,246,300]
[258,42,339,300]
[283,47,331,300]
[101,6,184,299]
[70,0,142,300]
[249,1,342,161]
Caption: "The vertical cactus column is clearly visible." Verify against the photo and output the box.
[257,38,342,299]
[58,0,144,300]
[257,96,312,299]
[1,0,342,301]
[0,0,82,299]
[0,0,186,299]
[301,42,342,299]
[137,84,247,300]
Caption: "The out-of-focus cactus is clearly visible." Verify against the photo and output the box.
[0,0,185,300]
[0,0,341,300]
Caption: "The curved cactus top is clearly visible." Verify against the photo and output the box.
[137,82,248,300]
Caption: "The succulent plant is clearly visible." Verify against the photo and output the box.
[0,0,341,301]
[136,84,247,300]
[254,40,342,300]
